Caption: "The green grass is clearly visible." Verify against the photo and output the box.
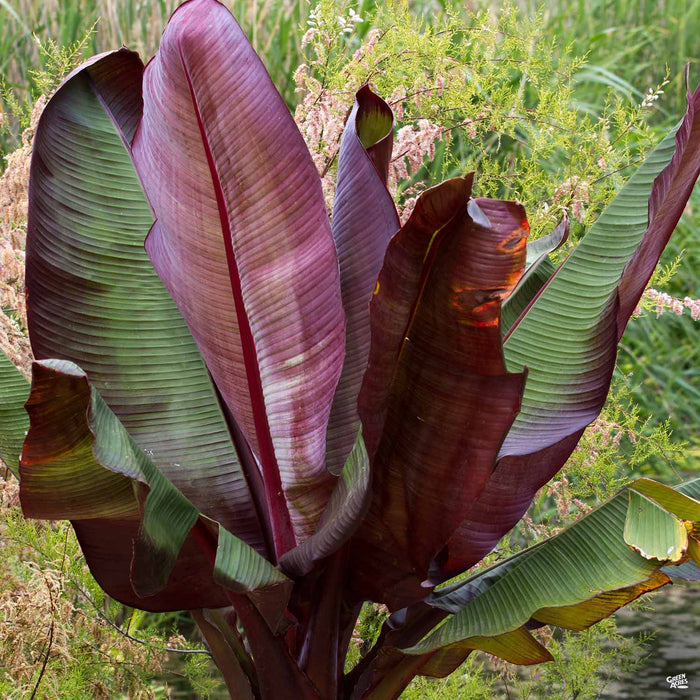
[0,1,310,108]
[514,0,699,117]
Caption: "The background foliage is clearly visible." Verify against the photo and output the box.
[0,0,697,697]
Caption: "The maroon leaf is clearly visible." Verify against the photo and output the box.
[435,430,586,580]
[19,360,231,610]
[325,86,400,475]
[349,179,528,607]
[74,519,229,611]
[131,0,346,557]
[358,176,473,458]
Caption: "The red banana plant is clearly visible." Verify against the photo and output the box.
[1,1,699,697]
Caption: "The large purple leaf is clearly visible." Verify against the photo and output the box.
[349,179,528,608]
[435,82,700,579]
[325,86,400,476]
[25,49,266,551]
[131,0,346,556]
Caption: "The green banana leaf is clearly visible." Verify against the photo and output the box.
[406,477,700,661]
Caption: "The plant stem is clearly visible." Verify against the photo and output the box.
[191,519,319,699]
[191,609,257,700]
[299,551,347,697]
[206,608,260,690]
[229,591,321,700]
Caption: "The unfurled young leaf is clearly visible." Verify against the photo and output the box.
[325,86,399,477]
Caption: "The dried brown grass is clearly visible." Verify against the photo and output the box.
[0,96,42,378]
[0,476,183,697]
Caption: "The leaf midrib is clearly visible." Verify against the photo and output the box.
[177,44,295,560]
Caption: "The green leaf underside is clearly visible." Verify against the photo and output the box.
[524,215,569,268]
[215,525,289,591]
[404,480,700,656]
[500,213,568,336]
[500,255,556,336]
[630,477,700,522]
[20,360,287,608]
[501,123,684,455]
[0,352,30,477]
[624,490,688,561]
[25,50,264,549]
[677,478,700,501]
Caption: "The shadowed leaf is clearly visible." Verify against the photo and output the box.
[281,432,371,576]
[20,360,289,610]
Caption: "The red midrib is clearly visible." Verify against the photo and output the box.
[178,47,295,560]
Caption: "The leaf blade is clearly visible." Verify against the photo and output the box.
[325,86,400,475]
[440,85,700,575]
[132,0,346,552]
[25,49,266,551]
[280,431,371,576]
[351,183,529,606]
[0,352,30,477]
[403,481,699,656]
[20,360,288,610]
